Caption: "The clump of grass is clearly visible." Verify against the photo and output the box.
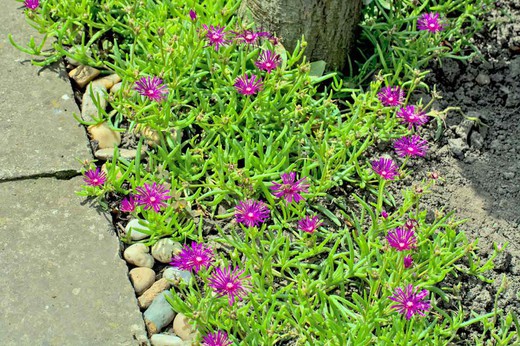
[13,0,517,344]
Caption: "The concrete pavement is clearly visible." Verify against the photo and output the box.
[0,1,148,345]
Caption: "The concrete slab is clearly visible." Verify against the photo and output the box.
[0,1,91,180]
[0,177,148,345]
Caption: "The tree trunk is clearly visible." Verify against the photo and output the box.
[239,0,362,71]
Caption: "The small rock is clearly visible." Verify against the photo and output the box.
[110,82,123,94]
[68,65,100,88]
[173,313,195,341]
[87,122,121,149]
[469,131,484,150]
[152,238,182,263]
[124,243,155,268]
[125,219,152,241]
[81,83,107,122]
[503,172,515,180]
[510,43,520,54]
[454,119,473,141]
[163,267,192,286]
[94,148,145,161]
[448,138,467,160]
[150,334,185,346]
[138,278,172,309]
[474,73,490,86]
[129,267,156,296]
[144,291,176,335]
[92,74,121,89]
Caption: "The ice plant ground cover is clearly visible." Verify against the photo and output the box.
[12,0,518,344]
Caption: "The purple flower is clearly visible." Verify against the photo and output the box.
[386,227,417,251]
[120,195,136,213]
[202,331,232,346]
[404,219,419,231]
[83,168,106,187]
[208,266,251,306]
[377,86,404,107]
[235,199,270,227]
[404,255,414,268]
[389,284,431,319]
[396,105,429,129]
[135,182,171,212]
[24,0,39,10]
[255,50,281,73]
[394,135,428,158]
[203,25,228,51]
[381,210,389,219]
[189,9,197,21]
[134,76,168,102]
[270,172,309,203]
[234,74,263,95]
[371,158,399,180]
[417,12,444,33]
[170,242,214,273]
[298,216,323,233]
[234,29,261,45]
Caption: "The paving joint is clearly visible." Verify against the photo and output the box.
[0,169,81,183]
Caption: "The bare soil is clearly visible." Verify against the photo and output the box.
[413,0,520,320]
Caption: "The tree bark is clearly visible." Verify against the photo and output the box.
[239,0,362,71]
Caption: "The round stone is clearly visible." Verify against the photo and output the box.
[172,313,196,341]
[152,238,182,263]
[125,219,151,241]
[129,267,156,295]
[124,243,155,268]
[163,267,192,285]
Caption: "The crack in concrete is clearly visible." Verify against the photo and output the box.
[0,170,81,183]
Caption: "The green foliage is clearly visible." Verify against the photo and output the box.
[350,0,494,85]
[13,0,517,344]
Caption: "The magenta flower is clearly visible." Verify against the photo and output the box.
[170,242,214,273]
[208,266,251,306]
[234,74,263,95]
[271,172,309,203]
[394,135,428,158]
[135,182,171,212]
[234,29,261,45]
[417,12,444,33]
[381,210,389,219]
[134,76,168,102]
[386,227,417,251]
[235,199,270,227]
[377,86,404,107]
[202,331,232,346]
[396,105,429,129]
[189,9,197,21]
[389,284,431,320]
[120,195,136,213]
[298,215,323,233]
[371,158,399,180]
[203,25,228,51]
[83,168,106,187]
[404,255,414,269]
[404,219,419,231]
[24,0,39,10]
[255,50,281,73]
